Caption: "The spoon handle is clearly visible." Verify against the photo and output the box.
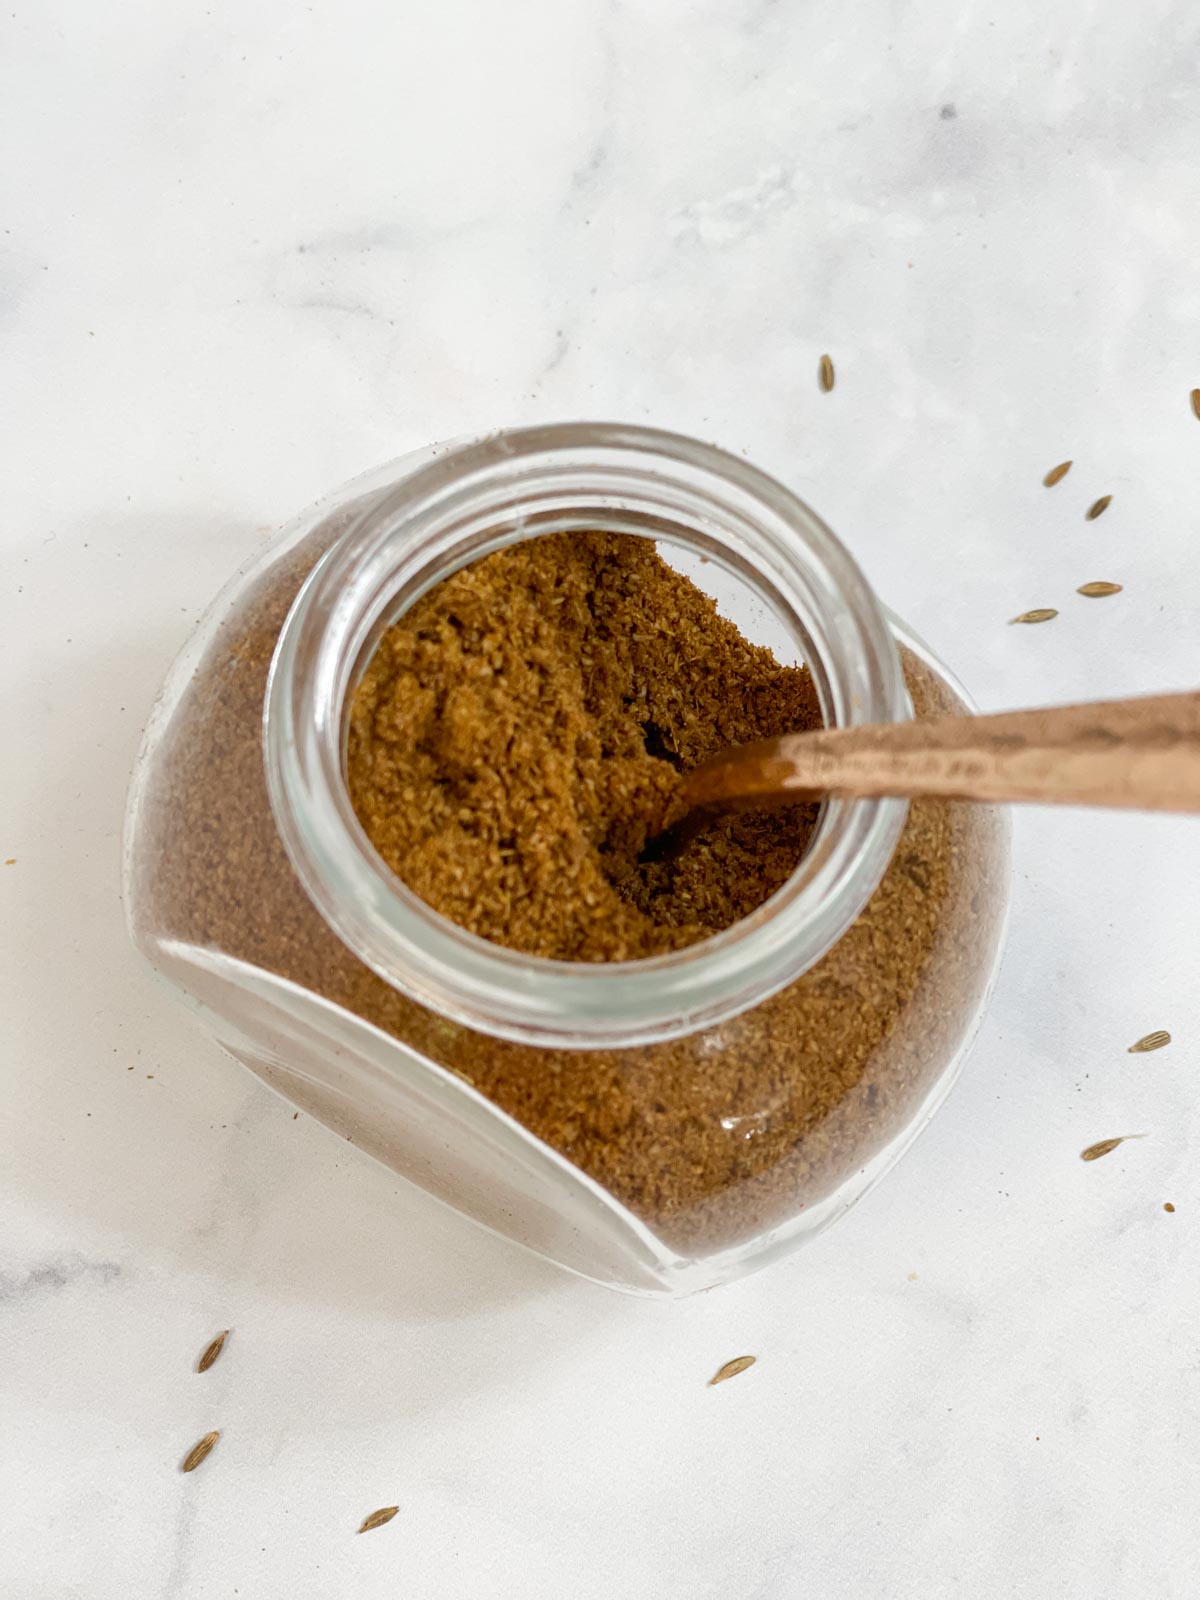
[677,690,1200,816]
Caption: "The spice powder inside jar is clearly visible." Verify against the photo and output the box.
[139,520,1005,1257]
[345,532,823,961]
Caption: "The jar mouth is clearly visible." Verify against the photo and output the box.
[265,423,908,1049]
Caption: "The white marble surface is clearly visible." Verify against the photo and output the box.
[3,1,1200,1594]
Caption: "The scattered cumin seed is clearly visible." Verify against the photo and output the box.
[1129,1030,1170,1053]
[181,1430,220,1472]
[1043,460,1072,487]
[1076,581,1122,597]
[1191,390,1200,420]
[197,1330,229,1373]
[709,1355,757,1386]
[1080,1134,1145,1162]
[1009,608,1058,625]
[1085,495,1112,520]
[1164,1202,1176,1213]
[357,1506,399,1534]
[819,354,835,392]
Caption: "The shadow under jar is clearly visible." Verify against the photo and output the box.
[124,424,1009,1296]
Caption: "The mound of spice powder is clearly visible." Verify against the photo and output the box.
[136,506,1006,1259]
[347,532,823,960]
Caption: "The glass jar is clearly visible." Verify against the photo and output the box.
[123,424,1009,1296]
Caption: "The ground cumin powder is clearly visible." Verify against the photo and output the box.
[136,514,1007,1256]
[345,532,823,961]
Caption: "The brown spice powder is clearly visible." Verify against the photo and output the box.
[346,532,822,961]
[135,516,1006,1256]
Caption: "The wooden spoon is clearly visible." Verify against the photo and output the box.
[649,690,1200,855]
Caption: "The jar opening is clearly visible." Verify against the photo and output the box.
[265,424,908,1048]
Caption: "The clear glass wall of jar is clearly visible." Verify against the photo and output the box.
[123,425,1010,1296]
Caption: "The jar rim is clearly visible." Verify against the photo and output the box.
[264,422,909,1048]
